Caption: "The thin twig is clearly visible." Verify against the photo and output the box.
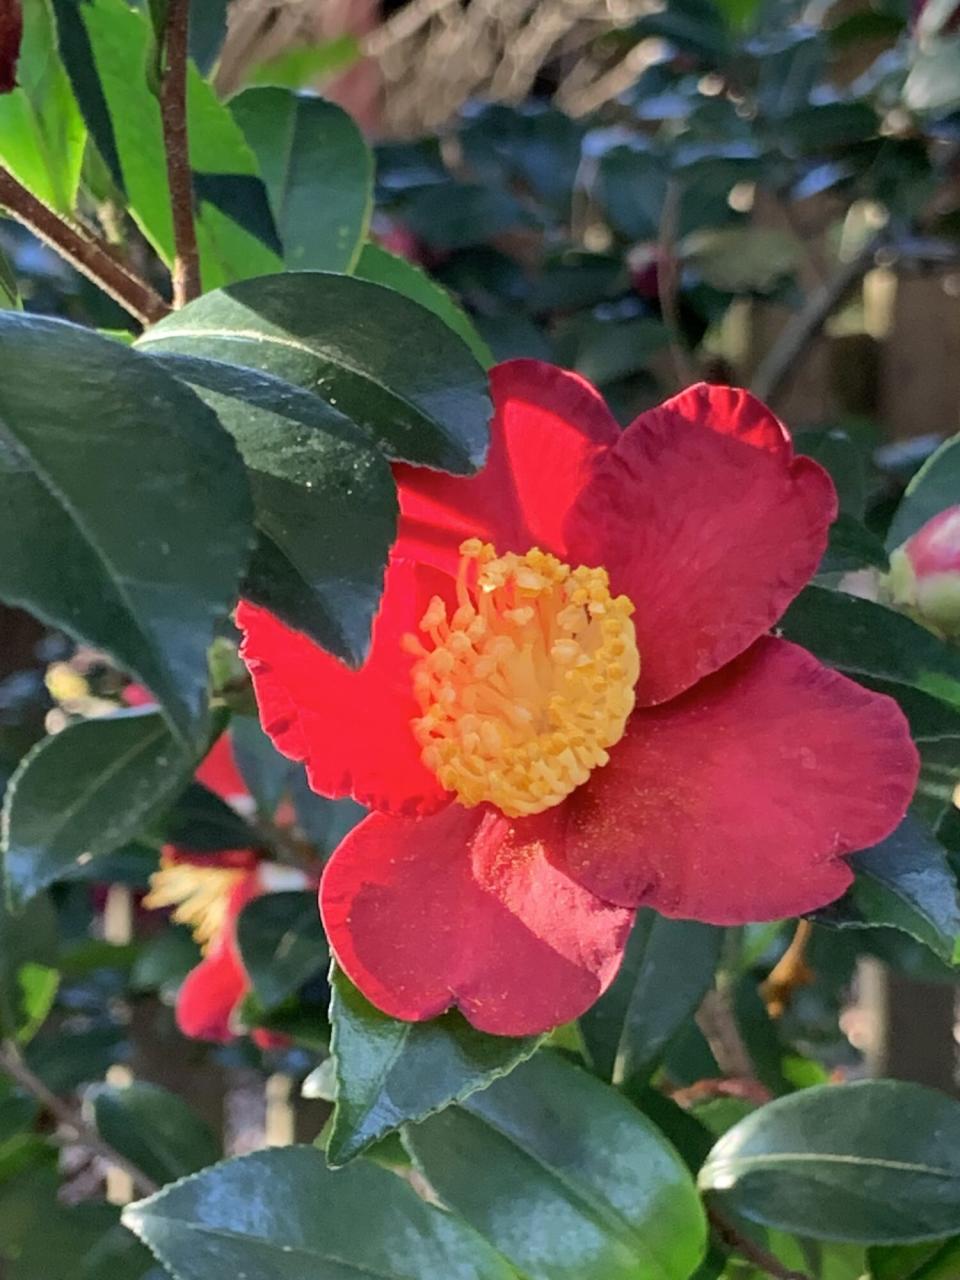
[160,0,200,307]
[0,167,170,325]
[750,231,885,406]
[708,1206,813,1280]
[657,178,698,391]
[0,1041,159,1197]
[696,987,755,1081]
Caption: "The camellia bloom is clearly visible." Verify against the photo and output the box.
[885,505,960,641]
[145,845,276,1044]
[139,719,304,1045]
[239,362,919,1036]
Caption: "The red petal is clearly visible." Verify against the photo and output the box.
[162,845,259,871]
[556,638,918,922]
[566,383,837,705]
[238,556,450,816]
[174,874,259,1043]
[321,802,633,1036]
[396,359,619,573]
[195,733,248,805]
[176,943,248,1042]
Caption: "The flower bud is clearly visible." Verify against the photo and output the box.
[886,505,960,639]
[0,0,22,95]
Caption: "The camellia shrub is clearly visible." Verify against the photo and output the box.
[0,2,959,1279]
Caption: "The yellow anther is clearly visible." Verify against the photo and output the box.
[144,856,247,953]
[405,540,640,818]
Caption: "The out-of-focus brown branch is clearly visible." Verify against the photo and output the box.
[750,231,885,406]
[0,166,170,325]
[708,1206,813,1280]
[0,1041,158,1196]
[657,178,698,391]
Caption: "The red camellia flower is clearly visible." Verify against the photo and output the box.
[238,362,919,1036]
[146,845,274,1044]
[139,718,303,1046]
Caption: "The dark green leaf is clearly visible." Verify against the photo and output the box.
[3,1176,155,1278]
[189,0,229,73]
[24,1024,124,1092]
[553,315,670,386]
[778,104,878,153]
[51,0,280,286]
[355,243,493,369]
[0,314,253,748]
[460,104,584,213]
[231,89,372,273]
[862,680,960,741]
[779,586,960,711]
[230,715,296,815]
[819,514,889,575]
[635,0,731,58]
[0,0,85,212]
[527,252,628,317]
[0,1080,37,1145]
[598,147,668,241]
[814,815,960,963]
[160,780,255,852]
[405,1049,707,1280]
[886,434,960,551]
[93,1080,220,1186]
[123,1145,518,1279]
[150,352,396,665]
[138,272,491,475]
[731,979,796,1097]
[580,909,722,1087]
[130,926,200,994]
[2,710,192,906]
[401,183,528,252]
[327,966,538,1166]
[289,774,365,856]
[236,891,328,1009]
[700,1080,960,1243]
[796,430,867,519]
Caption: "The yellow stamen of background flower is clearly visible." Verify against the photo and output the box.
[404,539,640,818]
[144,856,247,953]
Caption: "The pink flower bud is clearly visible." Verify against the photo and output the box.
[887,505,960,638]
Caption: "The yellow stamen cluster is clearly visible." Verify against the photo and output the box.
[144,857,247,953]
[404,539,640,817]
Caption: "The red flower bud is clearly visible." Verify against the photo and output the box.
[0,0,22,94]
[887,505,960,639]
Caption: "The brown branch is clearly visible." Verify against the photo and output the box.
[160,0,200,307]
[750,231,885,407]
[0,1041,159,1197]
[0,167,170,325]
[708,1206,813,1280]
[657,178,698,391]
[696,987,756,1081]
